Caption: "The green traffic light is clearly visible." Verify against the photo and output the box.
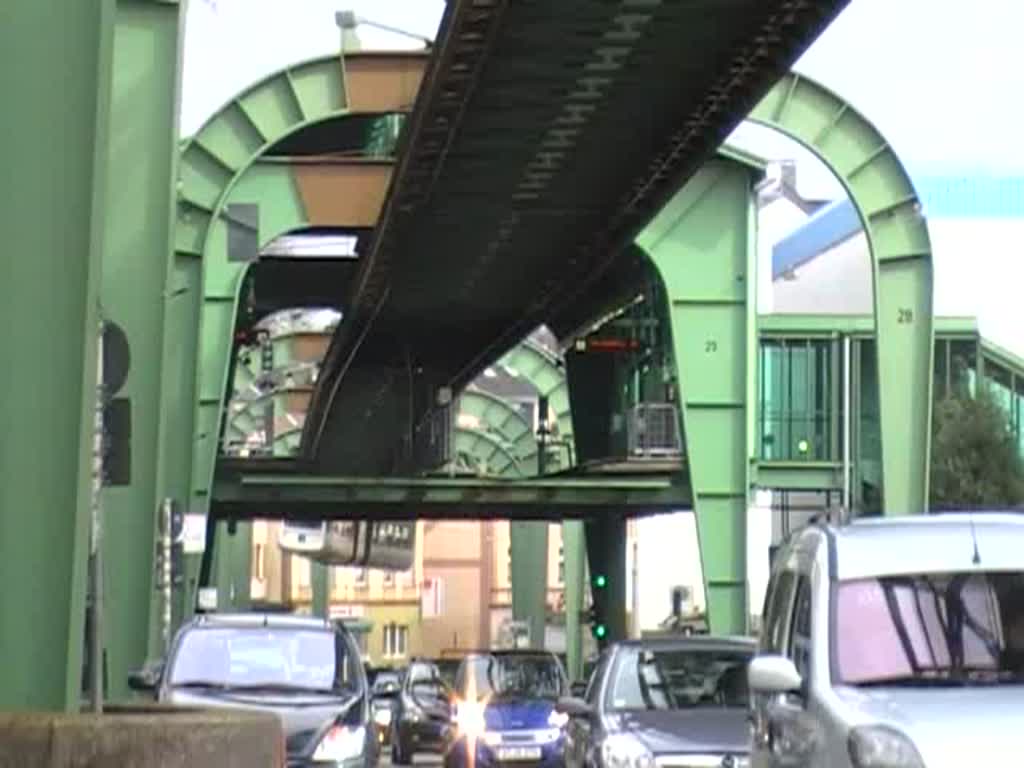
[594,624,607,639]
[594,574,607,589]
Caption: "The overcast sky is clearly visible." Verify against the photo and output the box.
[182,0,1022,198]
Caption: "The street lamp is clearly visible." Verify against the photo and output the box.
[335,10,434,49]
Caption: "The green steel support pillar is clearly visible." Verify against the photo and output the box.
[214,522,252,612]
[584,517,628,643]
[638,158,759,635]
[748,73,935,515]
[562,521,586,680]
[98,0,185,701]
[510,522,549,649]
[312,563,329,619]
[0,0,115,711]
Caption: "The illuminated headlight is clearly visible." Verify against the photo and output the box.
[454,700,487,738]
[312,724,366,763]
[373,708,392,726]
[848,726,925,768]
[601,734,654,768]
[547,710,569,729]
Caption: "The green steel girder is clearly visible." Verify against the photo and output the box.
[211,474,689,520]
[749,73,935,515]
[459,389,538,466]
[497,341,574,449]
[213,521,252,614]
[637,157,759,636]
[165,53,421,620]
[494,342,573,646]
[452,427,527,478]
[98,0,187,700]
[0,0,116,713]
[754,462,845,491]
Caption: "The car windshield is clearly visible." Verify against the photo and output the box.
[372,671,401,693]
[606,645,753,710]
[457,653,566,701]
[168,627,358,693]
[835,571,1024,686]
[436,659,461,688]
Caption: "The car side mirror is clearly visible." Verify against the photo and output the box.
[128,662,163,693]
[555,697,593,719]
[748,655,802,694]
[569,681,587,698]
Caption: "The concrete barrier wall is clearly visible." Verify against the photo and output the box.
[0,707,283,768]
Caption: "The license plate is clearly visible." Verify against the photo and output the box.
[496,746,542,761]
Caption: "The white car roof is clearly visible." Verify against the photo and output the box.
[827,512,1024,581]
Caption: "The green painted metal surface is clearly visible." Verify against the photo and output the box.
[584,517,628,644]
[212,473,690,518]
[171,57,357,619]
[459,389,538,466]
[561,520,586,680]
[497,341,574,453]
[638,158,759,635]
[510,523,549,648]
[98,0,185,700]
[214,522,252,613]
[0,0,116,711]
[311,563,329,618]
[749,73,935,515]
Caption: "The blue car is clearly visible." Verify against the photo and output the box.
[444,650,570,768]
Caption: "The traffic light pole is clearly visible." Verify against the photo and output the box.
[584,516,627,647]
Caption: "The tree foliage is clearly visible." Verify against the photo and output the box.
[930,386,1024,510]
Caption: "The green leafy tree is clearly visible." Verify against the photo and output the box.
[930,386,1024,510]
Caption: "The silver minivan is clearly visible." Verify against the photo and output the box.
[748,512,1024,767]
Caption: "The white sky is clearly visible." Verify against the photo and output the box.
[182,0,1023,201]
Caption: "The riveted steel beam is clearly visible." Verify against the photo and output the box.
[748,72,934,515]
[160,53,425,621]
[638,158,760,636]
[0,0,115,712]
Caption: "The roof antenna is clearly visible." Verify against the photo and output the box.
[969,510,982,566]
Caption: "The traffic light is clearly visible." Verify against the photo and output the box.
[590,571,608,642]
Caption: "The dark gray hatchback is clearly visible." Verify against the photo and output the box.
[558,636,755,768]
[130,612,377,768]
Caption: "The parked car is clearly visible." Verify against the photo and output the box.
[444,649,570,768]
[391,658,454,764]
[129,612,378,768]
[558,636,755,768]
[748,512,1024,767]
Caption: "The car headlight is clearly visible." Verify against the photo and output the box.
[547,710,569,728]
[848,726,925,768]
[602,734,654,768]
[454,700,487,738]
[312,724,366,763]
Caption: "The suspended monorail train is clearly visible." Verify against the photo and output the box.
[278,520,415,570]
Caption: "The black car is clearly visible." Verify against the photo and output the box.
[369,666,404,745]
[390,658,454,764]
[129,612,377,768]
[558,636,755,768]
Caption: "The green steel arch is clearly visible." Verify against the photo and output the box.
[165,52,426,537]
[496,340,574,450]
[459,389,538,466]
[264,422,524,478]
[748,72,934,514]
[159,52,425,622]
